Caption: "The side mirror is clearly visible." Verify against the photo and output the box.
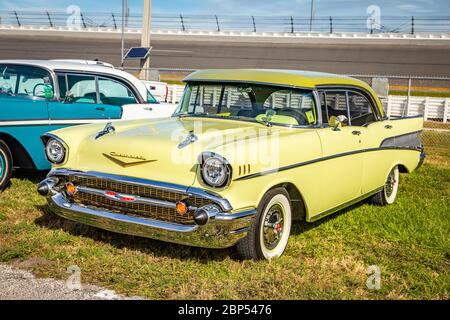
[43,85,54,99]
[63,91,74,103]
[329,115,348,131]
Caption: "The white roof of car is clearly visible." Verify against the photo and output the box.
[0,59,148,100]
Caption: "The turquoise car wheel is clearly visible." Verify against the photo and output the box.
[0,140,12,191]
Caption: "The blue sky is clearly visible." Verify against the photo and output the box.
[0,0,448,16]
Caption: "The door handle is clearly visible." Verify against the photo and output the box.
[144,107,153,111]
[385,125,393,129]
[96,107,105,112]
[352,130,362,136]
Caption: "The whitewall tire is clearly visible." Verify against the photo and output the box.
[372,166,400,206]
[237,188,292,260]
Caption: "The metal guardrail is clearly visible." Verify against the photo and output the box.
[1,11,450,34]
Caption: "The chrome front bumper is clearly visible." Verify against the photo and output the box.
[39,170,256,249]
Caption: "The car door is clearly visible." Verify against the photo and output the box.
[96,76,134,119]
[314,90,365,216]
[0,64,52,170]
[47,73,108,128]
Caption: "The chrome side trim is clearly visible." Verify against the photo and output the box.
[47,169,233,211]
[235,145,422,181]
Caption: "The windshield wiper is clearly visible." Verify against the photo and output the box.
[177,112,209,118]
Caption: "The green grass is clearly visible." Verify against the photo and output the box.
[0,152,448,300]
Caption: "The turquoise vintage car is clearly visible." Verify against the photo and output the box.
[0,60,177,190]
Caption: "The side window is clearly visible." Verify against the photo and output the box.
[0,67,17,95]
[66,74,97,104]
[263,89,317,125]
[97,77,138,107]
[0,64,52,98]
[347,92,376,126]
[57,74,68,98]
[322,91,349,126]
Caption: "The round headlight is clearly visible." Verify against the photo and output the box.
[200,154,231,188]
[45,138,66,164]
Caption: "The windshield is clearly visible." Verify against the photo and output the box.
[175,83,318,126]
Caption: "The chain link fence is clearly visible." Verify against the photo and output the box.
[1,10,450,34]
[353,75,450,153]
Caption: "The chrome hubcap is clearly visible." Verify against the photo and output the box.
[385,170,396,197]
[263,204,284,250]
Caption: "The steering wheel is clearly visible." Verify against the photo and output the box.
[32,83,46,97]
[276,108,309,126]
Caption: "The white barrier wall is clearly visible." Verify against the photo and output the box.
[167,84,449,123]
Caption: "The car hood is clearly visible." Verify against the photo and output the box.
[67,116,277,186]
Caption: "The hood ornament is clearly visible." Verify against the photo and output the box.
[95,122,115,140]
[178,131,198,149]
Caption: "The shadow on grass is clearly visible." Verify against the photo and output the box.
[34,205,237,263]
[11,169,48,184]
[34,198,369,263]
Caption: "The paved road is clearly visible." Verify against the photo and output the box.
[0,32,450,77]
[0,264,140,300]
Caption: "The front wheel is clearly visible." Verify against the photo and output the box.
[237,188,292,260]
[372,166,400,206]
[0,140,13,191]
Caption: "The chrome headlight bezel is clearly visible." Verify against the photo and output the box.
[198,152,232,188]
[42,135,68,165]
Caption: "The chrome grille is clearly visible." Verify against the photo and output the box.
[59,175,212,225]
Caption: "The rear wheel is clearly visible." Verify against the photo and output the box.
[372,166,400,206]
[0,140,12,191]
[237,188,292,260]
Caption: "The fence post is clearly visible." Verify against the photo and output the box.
[405,77,412,116]
[424,97,429,121]
[46,11,53,28]
[252,16,256,32]
[444,98,449,123]
[112,13,117,30]
[411,16,415,35]
[180,14,185,31]
[387,95,392,118]
[290,16,294,33]
[215,15,220,32]
[329,16,333,33]
[80,12,86,28]
[14,11,21,27]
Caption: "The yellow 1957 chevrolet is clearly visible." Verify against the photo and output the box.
[37,70,425,260]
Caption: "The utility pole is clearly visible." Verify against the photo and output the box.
[120,0,127,66]
[140,0,152,80]
[309,0,315,32]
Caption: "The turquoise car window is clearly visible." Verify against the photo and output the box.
[0,64,52,98]
[67,75,97,104]
[98,77,138,107]
[177,83,317,127]
[147,90,158,104]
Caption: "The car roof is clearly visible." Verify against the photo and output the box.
[0,59,148,100]
[184,69,370,90]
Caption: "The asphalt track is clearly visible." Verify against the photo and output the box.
[0,32,450,78]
